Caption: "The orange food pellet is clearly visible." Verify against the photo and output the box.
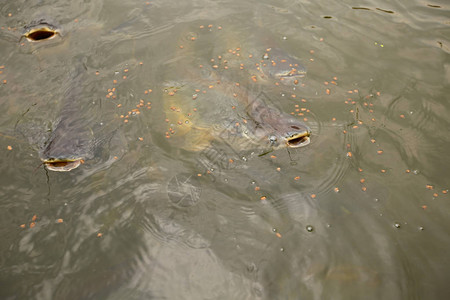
[29,222,36,228]
[361,187,367,192]
[260,196,267,200]
[433,193,438,197]
[20,224,26,228]
[377,150,383,154]
[57,219,63,223]
[31,215,37,222]
[311,194,316,198]
[334,187,340,193]
[326,89,330,95]
[97,233,103,238]
[347,152,352,157]
[443,190,448,194]
[275,232,282,238]
[360,179,365,183]
[426,185,433,190]
[7,145,12,150]
[138,137,143,141]
[422,205,427,209]
[294,176,301,180]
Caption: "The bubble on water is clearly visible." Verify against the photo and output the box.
[419,226,424,231]
[242,156,247,162]
[114,71,119,75]
[272,228,277,232]
[394,222,401,228]
[326,224,331,228]
[224,178,228,182]
[374,198,379,202]
[306,225,314,232]
[280,247,284,252]
[185,120,189,124]
[413,170,420,175]
[281,93,285,97]
[282,36,287,40]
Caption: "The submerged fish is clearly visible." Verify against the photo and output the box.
[162,80,310,153]
[39,65,95,172]
[164,35,310,152]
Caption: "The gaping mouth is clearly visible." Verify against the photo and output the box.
[43,158,84,172]
[286,131,311,148]
[23,27,59,42]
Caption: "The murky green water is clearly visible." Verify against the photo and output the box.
[1,0,449,299]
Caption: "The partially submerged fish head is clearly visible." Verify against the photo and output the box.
[22,18,61,42]
[249,99,311,149]
[260,47,307,85]
[266,118,311,149]
[39,127,93,172]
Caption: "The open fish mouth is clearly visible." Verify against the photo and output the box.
[23,26,59,42]
[43,158,84,172]
[286,130,311,148]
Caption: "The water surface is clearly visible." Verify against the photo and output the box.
[1,0,449,299]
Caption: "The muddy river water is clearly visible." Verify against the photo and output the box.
[0,0,449,299]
